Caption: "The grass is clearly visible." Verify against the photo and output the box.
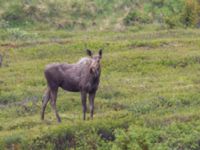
[1,0,199,31]
[1,28,200,149]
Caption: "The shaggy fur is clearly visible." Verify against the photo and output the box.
[41,49,102,122]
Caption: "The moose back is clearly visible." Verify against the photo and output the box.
[41,49,102,122]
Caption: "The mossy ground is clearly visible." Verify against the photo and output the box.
[1,28,200,149]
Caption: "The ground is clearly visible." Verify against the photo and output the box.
[1,28,200,149]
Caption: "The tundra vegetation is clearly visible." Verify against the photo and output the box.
[1,0,200,149]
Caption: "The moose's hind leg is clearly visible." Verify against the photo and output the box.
[50,89,61,123]
[41,88,50,120]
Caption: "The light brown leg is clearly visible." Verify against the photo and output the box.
[41,88,50,120]
[50,89,61,123]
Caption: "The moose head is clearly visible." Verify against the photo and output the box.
[86,49,102,76]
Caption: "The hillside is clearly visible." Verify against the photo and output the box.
[1,28,200,149]
[1,0,200,149]
[0,0,199,31]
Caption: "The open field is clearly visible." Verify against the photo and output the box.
[1,28,200,149]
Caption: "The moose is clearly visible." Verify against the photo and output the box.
[41,49,102,122]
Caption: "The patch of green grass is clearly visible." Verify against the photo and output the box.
[1,28,200,149]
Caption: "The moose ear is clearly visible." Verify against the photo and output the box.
[86,49,93,57]
[99,49,102,58]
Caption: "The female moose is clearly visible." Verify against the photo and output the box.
[41,49,102,122]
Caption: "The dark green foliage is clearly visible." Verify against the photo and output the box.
[181,0,200,27]
[112,122,200,150]
[124,11,151,25]
[25,116,130,149]
[0,0,200,30]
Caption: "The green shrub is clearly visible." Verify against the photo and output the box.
[181,0,200,27]
[1,1,47,26]
[2,1,25,24]
[0,0,200,30]
[75,128,111,150]
[124,10,151,25]
[3,134,29,149]
[112,126,164,150]
[112,119,200,150]
[26,115,131,149]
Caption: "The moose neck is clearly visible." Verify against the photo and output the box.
[89,67,101,82]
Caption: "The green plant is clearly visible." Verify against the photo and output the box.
[181,0,200,27]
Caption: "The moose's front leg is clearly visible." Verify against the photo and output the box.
[89,92,96,119]
[81,91,87,120]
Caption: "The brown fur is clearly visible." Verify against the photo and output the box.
[41,49,102,122]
